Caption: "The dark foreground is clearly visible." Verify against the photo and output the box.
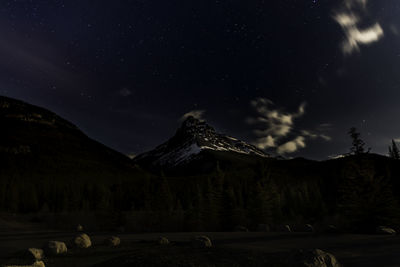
[1,231,400,266]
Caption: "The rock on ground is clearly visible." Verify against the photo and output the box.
[104,236,120,247]
[26,248,44,261]
[158,237,170,245]
[44,241,67,255]
[191,236,212,248]
[283,225,292,232]
[376,226,396,235]
[288,249,341,267]
[73,233,92,248]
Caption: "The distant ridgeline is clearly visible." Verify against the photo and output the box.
[1,95,400,232]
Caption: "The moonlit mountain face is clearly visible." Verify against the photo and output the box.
[134,116,269,168]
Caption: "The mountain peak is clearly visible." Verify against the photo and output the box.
[177,116,216,139]
[135,117,269,168]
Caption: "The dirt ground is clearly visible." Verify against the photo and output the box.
[1,231,400,266]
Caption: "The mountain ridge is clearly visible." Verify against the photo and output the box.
[134,116,269,169]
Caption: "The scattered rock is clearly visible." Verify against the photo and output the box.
[158,237,170,245]
[26,248,44,261]
[304,224,314,233]
[234,225,249,232]
[76,224,83,232]
[44,241,67,255]
[73,233,92,248]
[104,236,120,247]
[282,224,292,232]
[257,224,270,232]
[376,226,396,235]
[192,236,212,248]
[288,249,341,267]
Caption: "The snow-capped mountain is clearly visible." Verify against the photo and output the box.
[134,116,269,168]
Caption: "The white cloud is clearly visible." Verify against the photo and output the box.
[253,135,276,150]
[277,136,306,155]
[302,130,332,141]
[248,98,332,155]
[249,98,306,140]
[247,98,307,151]
[180,110,205,121]
[334,13,359,27]
[333,0,384,55]
[320,134,332,141]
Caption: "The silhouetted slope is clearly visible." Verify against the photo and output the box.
[0,96,131,170]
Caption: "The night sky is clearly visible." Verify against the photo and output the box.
[1,0,400,159]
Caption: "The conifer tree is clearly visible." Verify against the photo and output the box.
[348,127,370,155]
[389,139,400,160]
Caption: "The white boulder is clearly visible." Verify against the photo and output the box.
[158,236,170,245]
[376,226,396,235]
[288,249,341,267]
[73,233,92,248]
[283,224,292,232]
[25,248,43,261]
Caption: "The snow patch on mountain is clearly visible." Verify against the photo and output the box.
[134,116,269,167]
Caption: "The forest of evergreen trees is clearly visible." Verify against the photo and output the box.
[1,152,400,233]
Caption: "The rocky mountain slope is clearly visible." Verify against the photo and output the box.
[134,116,269,170]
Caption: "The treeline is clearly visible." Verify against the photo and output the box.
[2,154,399,233]
[0,159,327,231]
[1,127,400,232]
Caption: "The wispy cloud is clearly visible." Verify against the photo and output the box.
[247,98,306,151]
[180,110,205,122]
[253,136,276,150]
[277,136,306,155]
[333,0,383,55]
[247,98,332,155]
[301,130,332,141]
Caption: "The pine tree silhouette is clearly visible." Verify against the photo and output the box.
[348,127,370,155]
[389,139,400,160]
